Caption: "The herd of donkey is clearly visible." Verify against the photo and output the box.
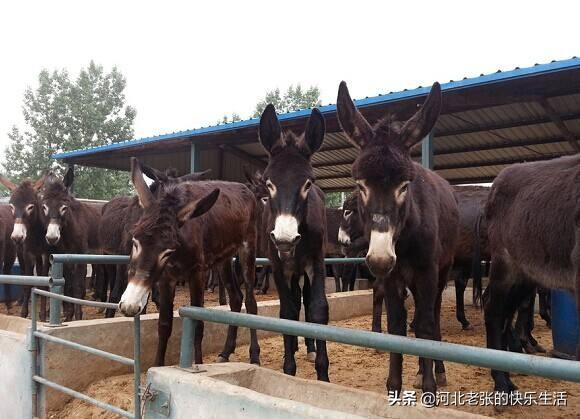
[0,81,579,397]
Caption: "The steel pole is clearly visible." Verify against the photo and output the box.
[133,315,141,419]
[49,262,64,327]
[179,317,195,368]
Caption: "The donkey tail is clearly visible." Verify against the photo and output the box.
[472,210,484,308]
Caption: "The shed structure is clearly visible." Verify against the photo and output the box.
[53,57,580,192]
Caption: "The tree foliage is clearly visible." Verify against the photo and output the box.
[253,84,321,117]
[3,61,136,199]
[324,191,345,209]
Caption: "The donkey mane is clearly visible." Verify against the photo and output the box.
[131,187,181,246]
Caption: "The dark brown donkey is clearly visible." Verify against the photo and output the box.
[0,204,17,310]
[0,175,50,321]
[484,153,580,394]
[337,81,459,395]
[258,105,329,381]
[119,158,260,367]
[99,166,211,318]
[42,168,101,320]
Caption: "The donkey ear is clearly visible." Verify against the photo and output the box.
[177,188,220,224]
[337,81,374,148]
[0,175,17,192]
[131,158,154,208]
[33,174,48,191]
[242,166,255,184]
[302,108,325,156]
[259,104,283,155]
[63,166,74,190]
[140,163,168,183]
[179,169,212,182]
[398,82,441,149]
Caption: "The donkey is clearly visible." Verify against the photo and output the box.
[258,104,329,381]
[338,191,385,333]
[337,81,459,395]
[484,153,580,394]
[100,166,210,318]
[42,168,101,320]
[0,175,51,321]
[242,168,272,295]
[0,204,17,311]
[118,158,260,367]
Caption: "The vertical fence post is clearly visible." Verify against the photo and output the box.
[49,262,64,326]
[179,317,195,368]
[133,314,141,419]
[29,290,38,418]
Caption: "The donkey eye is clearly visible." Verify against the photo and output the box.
[260,196,269,205]
[42,204,49,216]
[25,204,35,214]
[399,182,410,194]
[304,180,312,190]
[59,205,68,215]
[9,204,15,215]
[344,210,352,219]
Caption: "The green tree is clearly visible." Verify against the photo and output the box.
[253,84,321,117]
[3,61,136,199]
[324,191,345,209]
[217,113,241,125]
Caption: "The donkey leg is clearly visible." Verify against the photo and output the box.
[306,259,329,382]
[371,280,384,333]
[384,278,407,394]
[302,273,316,361]
[72,264,87,320]
[20,253,35,319]
[218,261,244,362]
[455,270,471,330]
[411,266,438,396]
[434,275,448,387]
[261,266,271,295]
[239,243,261,364]
[485,257,520,394]
[154,279,176,366]
[188,271,205,364]
[105,264,126,318]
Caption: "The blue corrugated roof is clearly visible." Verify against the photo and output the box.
[53,56,580,160]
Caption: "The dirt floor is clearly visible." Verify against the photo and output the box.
[51,294,580,419]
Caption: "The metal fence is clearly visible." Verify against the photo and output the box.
[0,254,141,419]
[178,306,580,383]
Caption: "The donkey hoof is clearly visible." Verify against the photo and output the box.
[306,351,316,363]
[462,323,473,331]
[217,355,229,363]
[534,343,546,353]
[436,372,448,386]
[412,374,423,389]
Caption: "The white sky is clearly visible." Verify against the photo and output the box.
[0,1,579,160]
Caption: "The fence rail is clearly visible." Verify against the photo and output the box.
[178,306,580,383]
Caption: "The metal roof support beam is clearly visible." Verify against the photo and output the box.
[421,132,434,169]
[537,98,580,152]
[190,142,198,173]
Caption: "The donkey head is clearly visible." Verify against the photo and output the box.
[258,105,325,257]
[337,81,441,276]
[41,167,75,246]
[0,175,46,244]
[243,167,269,206]
[338,191,363,249]
[119,158,220,316]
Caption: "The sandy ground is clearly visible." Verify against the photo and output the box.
[50,295,580,419]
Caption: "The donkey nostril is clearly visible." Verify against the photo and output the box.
[269,232,276,242]
[292,235,301,245]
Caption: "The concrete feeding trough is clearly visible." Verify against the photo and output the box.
[145,363,489,419]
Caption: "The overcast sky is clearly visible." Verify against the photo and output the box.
[1,1,578,160]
